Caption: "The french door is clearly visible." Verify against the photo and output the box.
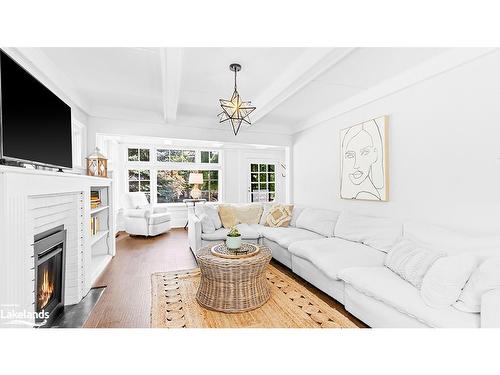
[247,162,277,203]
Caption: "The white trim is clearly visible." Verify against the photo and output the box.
[294,48,498,133]
[252,48,356,123]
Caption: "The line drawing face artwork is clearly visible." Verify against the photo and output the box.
[340,116,388,201]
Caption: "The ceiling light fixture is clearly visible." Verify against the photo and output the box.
[218,63,256,136]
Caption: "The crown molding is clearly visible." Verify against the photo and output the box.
[293,48,498,134]
[251,47,356,123]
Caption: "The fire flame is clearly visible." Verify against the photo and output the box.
[38,269,54,309]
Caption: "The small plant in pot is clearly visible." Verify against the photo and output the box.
[226,226,242,250]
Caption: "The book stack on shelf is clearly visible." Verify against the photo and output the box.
[90,216,99,236]
[91,191,101,209]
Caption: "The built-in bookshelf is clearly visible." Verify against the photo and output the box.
[89,184,114,284]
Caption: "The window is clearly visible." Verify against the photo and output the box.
[157,149,195,163]
[201,170,219,201]
[128,169,151,201]
[128,148,150,162]
[201,151,219,164]
[156,170,190,203]
[250,163,275,202]
[156,170,219,203]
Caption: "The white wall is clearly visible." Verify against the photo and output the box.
[293,50,500,235]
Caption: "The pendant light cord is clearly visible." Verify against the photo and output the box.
[234,69,237,91]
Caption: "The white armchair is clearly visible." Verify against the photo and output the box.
[124,193,172,236]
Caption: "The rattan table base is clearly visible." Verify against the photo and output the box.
[195,243,272,313]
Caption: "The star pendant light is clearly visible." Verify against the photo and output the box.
[218,63,256,136]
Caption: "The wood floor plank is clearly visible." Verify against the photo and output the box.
[84,228,366,328]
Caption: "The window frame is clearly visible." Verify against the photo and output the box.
[124,144,223,206]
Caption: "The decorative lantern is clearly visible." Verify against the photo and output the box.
[86,147,108,178]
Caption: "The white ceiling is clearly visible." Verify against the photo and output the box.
[34,47,448,134]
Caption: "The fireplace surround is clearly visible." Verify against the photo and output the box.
[34,225,66,327]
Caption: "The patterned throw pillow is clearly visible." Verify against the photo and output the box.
[266,204,294,228]
[218,205,238,229]
[233,204,263,224]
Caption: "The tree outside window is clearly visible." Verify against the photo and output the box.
[128,169,151,201]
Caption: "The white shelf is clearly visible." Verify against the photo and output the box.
[90,254,112,285]
[91,230,109,246]
[91,205,109,215]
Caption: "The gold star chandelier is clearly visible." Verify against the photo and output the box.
[218,63,256,136]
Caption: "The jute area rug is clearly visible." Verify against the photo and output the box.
[151,264,358,328]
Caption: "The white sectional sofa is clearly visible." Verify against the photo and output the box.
[188,204,500,328]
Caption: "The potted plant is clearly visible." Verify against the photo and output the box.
[226,226,242,250]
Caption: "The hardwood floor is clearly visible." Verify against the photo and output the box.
[85,228,366,328]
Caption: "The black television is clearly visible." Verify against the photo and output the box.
[0,49,73,169]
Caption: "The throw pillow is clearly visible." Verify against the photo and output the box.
[204,205,222,229]
[384,239,445,289]
[453,256,500,313]
[233,204,263,224]
[218,205,238,229]
[199,213,216,234]
[266,204,294,228]
[420,254,478,308]
[259,203,273,225]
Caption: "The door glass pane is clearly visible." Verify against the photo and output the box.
[251,164,258,172]
[251,183,259,191]
[268,164,275,172]
[259,164,267,172]
[251,173,258,182]
[140,181,150,192]
[259,183,267,190]
[268,183,275,192]
[259,173,267,182]
[269,173,275,182]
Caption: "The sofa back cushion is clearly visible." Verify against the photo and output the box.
[289,205,305,227]
[453,256,500,313]
[334,211,403,252]
[295,208,339,237]
[404,221,500,257]
[233,204,263,225]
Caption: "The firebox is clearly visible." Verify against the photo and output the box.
[34,225,66,327]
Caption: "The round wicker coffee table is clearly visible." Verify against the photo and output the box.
[195,243,272,313]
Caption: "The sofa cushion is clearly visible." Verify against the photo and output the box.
[384,239,445,289]
[404,221,500,256]
[288,238,386,280]
[454,256,500,313]
[338,266,480,328]
[200,223,260,241]
[259,203,273,225]
[259,226,323,248]
[334,211,402,252]
[233,204,263,225]
[148,212,172,225]
[295,208,339,237]
[265,204,293,227]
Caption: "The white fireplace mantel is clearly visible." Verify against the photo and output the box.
[0,166,114,327]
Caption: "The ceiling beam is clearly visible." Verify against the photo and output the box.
[251,48,356,123]
[160,48,183,123]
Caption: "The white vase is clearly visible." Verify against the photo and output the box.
[226,235,242,250]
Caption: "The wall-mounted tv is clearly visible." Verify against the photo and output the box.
[0,49,73,169]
